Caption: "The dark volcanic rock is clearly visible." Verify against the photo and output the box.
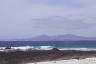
[0,50,96,64]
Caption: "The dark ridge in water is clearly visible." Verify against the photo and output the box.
[0,41,96,48]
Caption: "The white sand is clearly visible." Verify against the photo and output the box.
[27,57,96,64]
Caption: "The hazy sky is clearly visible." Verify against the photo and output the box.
[0,0,96,39]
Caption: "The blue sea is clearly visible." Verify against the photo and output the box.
[0,41,96,48]
[1,41,96,51]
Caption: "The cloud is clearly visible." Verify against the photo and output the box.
[31,16,94,35]
[0,0,34,39]
[0,0,96,39]
[32,16,89,29]
[30,0,82,8]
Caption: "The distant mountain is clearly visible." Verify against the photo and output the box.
[16,34,96,41]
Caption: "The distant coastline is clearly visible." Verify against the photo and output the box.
[1,34,96,41]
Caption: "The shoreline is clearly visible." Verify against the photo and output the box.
[1,48,96,64]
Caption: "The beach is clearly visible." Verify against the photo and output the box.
[27,57,96,64]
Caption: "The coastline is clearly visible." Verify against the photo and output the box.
[1,48,96,64]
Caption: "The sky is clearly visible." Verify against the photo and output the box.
[0,0,96,39]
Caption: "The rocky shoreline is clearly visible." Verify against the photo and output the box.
[0,48,96,64]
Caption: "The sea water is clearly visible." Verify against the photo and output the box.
[0,41,96,51]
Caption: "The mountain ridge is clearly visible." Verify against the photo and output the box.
[14,34,96,41]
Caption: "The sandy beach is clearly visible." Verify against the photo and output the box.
[27,57,96,64]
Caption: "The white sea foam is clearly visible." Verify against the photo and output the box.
[0,46,96,51]
[59,48,96,51]
[39,46,55,50]
[11,46,54,50]
[0,46,55,51]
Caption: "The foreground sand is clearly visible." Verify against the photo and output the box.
[27,57,96,64]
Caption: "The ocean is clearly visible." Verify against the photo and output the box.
[0,41,96,48]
